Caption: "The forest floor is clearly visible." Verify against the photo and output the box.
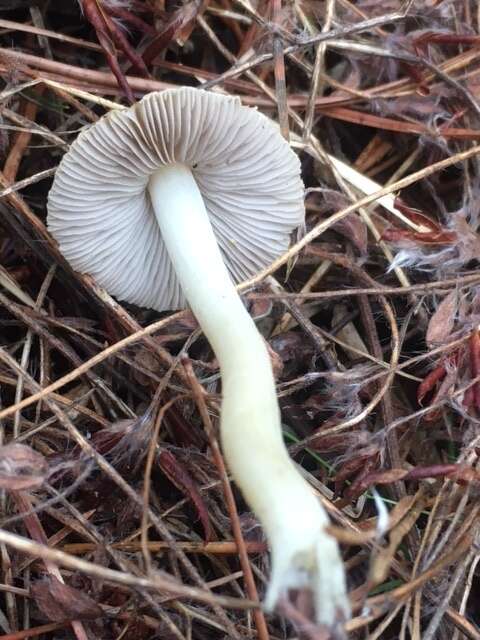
[1,1,480,639]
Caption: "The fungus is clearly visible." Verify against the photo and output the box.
[47,87,349,628]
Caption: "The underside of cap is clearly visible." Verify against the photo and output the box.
[47,87,305,311]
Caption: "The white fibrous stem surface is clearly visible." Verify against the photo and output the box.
[148,164,350,627]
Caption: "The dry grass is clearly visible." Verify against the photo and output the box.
[1,1,480,638]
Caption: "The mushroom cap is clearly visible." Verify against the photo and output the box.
[47,87,305,311]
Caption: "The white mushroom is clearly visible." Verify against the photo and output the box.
[47,87,349,628]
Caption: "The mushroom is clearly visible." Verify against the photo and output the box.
[47,87,349,628]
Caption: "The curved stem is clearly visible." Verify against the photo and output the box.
[148,164,349,627]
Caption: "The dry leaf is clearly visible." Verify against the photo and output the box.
[31,576,102,622]
[0,444,47,491]
[426,290,457,346]
[141,0,205,64]
[158,449,212,542]
[369,495,427,585]
[332,213,368,255]
[332,303,368,357]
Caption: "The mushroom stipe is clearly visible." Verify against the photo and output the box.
[47,87,350,630]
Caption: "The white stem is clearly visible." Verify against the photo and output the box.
[148,164,349,627]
